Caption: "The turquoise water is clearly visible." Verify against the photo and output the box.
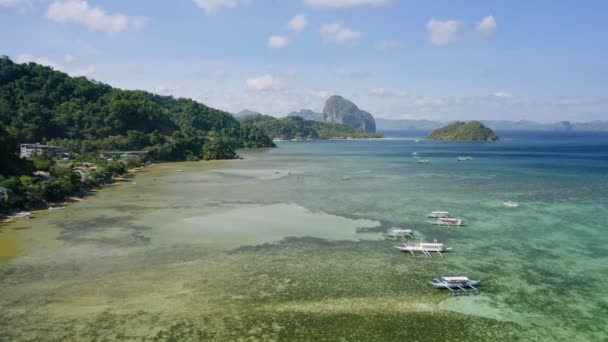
[0,131,606,340]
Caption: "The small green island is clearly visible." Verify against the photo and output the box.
[426,121,499,141]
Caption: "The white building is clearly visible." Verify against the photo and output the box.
[20,144,64,159]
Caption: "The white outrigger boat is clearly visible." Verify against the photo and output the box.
[427,211,450,218]
[11,211,33,219]
[385,228,414,239]
[427,217,464,227]
[48,206,65,211]
[430,276,480,296]
[504,201,520,208]
[394,240,451,258]
[418,159,430,164]
[456,156,473,161]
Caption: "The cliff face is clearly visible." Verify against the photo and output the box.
[322,95,376,133]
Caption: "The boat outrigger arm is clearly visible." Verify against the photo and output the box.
[393,243,451,258]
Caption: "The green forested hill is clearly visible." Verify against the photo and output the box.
[0,56,274,161]
[426,121,499,141]
[0,57,274,211]
[248,116,382,140]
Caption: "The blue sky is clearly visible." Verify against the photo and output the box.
[1,0,607,122]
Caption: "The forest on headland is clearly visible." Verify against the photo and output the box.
[0,57,274,212]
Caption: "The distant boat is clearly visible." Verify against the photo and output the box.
[11,211,33,219]
[177,170,184,172]
[394,240,451,258]
[341,176,352,180]
[504,201,520,208]
[385,228,414,239]
[430,276,480,295]
[427,217,464,226]
[415,139,420,143]
[427,211,450,218]
[457,156,473,161]
[48,206,65,211]
[418,159,430,164]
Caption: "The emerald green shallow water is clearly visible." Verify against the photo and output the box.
[0,131,607,341]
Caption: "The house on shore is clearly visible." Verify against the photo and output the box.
[20,144,64,159]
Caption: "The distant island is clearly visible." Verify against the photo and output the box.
[376,118,608,132]
[426,121,499,141]
[236,115,382,140]
[234,95,381,140]
[287,109,323,121]
[323,95,376,133]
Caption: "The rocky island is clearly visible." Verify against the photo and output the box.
[426,121,499,141]
[323,95,376,133]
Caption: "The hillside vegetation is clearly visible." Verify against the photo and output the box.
[426,121,499,141]
[244,116,382,140]
[0,57,274,212]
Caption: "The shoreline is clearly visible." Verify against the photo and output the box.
[0,164,156,226]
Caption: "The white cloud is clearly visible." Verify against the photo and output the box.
[15,53,96,77]
[46,0,146,35]
[305,0,388,8]
[268,35,289,49]
[375,40,400,50]
[286,67,297,76]
[320,23,363,44]
[131,16,149,31]
[288,14,308,32]
[0,0,26,6]
[70,64,96,76]
[15,54,60,69]
[369,88,407,97]
[426,18,460,46]
[245,74,283,92]
[493,91,512,99]
[194,0,240,14]
[63,53,75,64]
[476,15,496,37]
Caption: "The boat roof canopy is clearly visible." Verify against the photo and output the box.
[442,276,469,281]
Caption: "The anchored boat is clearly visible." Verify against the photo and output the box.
[427,211,450,218]
[427,217,464,226]
[430,276,480,296]
[385,228,414,239]
[504,201,520,208]
[394,240,451,258]
[418,159,430,164]
[456,156,473,161]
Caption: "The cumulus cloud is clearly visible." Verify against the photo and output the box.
[46,0,147,35]
[246,74,283,92]
[16,54,60,69]
[320,23,363,44]
[288,14,308,32]
[493,91,512,99]
[15,53,95,77]
[476,15,496,37]
[427,18,460,46]
[268,35,289,49]
[305,0,388,8]
[375,40,400,50]
[194,0,240,14]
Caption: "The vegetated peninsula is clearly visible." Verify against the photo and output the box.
[0,57,275,213]
[236,115,382,140]
[426,121,499,141]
